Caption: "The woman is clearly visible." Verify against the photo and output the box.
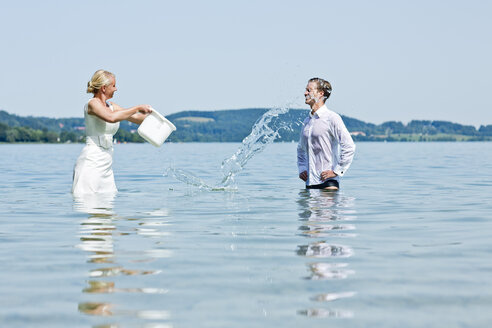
[297,77,356,191]
[72,69,152,195]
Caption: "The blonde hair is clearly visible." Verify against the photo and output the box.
[86,69,115,94]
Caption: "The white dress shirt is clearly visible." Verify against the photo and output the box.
[297,104,356,186]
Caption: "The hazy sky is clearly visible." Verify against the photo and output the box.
[1,0,491,126]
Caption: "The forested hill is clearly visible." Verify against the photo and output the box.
[1,108,492,143]
[166,109,492,142]
[166,108,305,142]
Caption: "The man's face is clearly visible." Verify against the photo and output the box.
[304,82,321,106]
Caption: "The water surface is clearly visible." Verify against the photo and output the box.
[1,142,492,327]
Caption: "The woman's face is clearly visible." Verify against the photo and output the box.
[304,81,321,106]
[103,77,117,99]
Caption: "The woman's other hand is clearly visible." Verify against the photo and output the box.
[138,105,153,114]
[299,171,308,181]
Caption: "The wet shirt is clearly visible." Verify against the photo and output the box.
[297,105,356,186]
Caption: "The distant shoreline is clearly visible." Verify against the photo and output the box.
[2,136,492,145]
[2,108,492,143]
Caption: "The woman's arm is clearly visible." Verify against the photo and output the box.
[110,102,150,124]
[87,99,152,123]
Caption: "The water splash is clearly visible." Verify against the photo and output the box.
[165,167,230,191]
[166,105,293,190]
[166,167,213,190]
[220,105,290,187]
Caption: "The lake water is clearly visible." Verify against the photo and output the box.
[1,141,492,328]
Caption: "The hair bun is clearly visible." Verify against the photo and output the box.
[86,69,115,94]
[86,81,94,93]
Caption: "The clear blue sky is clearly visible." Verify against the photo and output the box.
[1,0,491,126]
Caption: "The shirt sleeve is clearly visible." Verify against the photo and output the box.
[332,115,356,177]
[297,123,308,174]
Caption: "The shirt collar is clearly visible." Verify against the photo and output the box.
[309,104,328,118]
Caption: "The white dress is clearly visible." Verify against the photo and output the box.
[72,101,120,195]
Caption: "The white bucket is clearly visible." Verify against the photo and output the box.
[137,109,176,147]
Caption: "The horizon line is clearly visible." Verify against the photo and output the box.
[0,108,489,128]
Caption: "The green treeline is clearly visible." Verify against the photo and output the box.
[0,123,62,142]
[0,111,146,143]
[166,109,492,142]
[0,121,147,143]
[2,108,492,143]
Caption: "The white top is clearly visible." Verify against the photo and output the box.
[84,101,119,136]
[84,101,119,148]
[297,104,356,186]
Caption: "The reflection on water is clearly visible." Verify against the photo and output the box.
[297,242,353,258]
[78,302,113,316]
[73,193,172,327]
[296,189,357,318]
[297,308,354,319]
[307,262,355,280]
[88,266,160,278]
[83,280,168,295]
[73,192,116,216]
[298,222,356,238]
[77,301,171,322]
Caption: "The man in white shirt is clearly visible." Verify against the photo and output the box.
[297,78,356,190]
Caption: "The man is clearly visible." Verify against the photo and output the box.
[297,78,355,190]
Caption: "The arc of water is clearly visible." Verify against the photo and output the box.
[219,106,290,187]
[167,104,295,190]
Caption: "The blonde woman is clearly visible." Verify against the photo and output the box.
[72,69,152,195]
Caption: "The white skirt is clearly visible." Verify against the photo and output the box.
[72,143,117,195]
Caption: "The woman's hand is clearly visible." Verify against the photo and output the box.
[138,105,153,114]
[321,170,337,181]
